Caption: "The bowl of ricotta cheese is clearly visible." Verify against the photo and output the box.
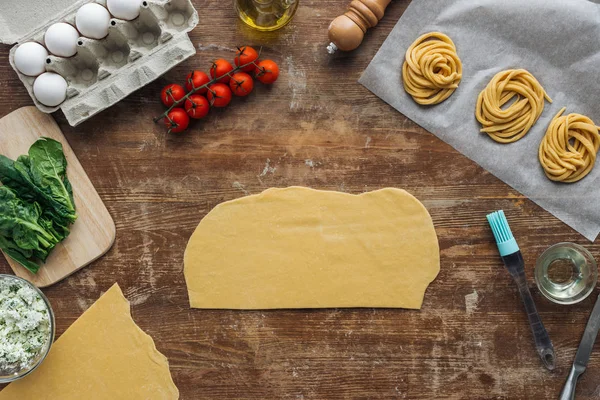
[0,274,55,383]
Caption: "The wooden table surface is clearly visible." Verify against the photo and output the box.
[1,1,599,399]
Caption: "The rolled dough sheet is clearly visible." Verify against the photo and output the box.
[0,284,179,399]
[184,187,440,310]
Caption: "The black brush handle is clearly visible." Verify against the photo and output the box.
[503,252,556,371]
[514,271,556,370]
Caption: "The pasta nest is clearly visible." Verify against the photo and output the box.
[402,32,462,105]
[539,108,600,183]
[476,69,551,143]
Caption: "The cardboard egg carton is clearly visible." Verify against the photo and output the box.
[1,0,198,126]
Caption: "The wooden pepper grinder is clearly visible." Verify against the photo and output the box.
[327,0,392,54]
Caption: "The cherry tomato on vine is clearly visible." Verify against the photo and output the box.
[207,83,232,107]
[255,60,279,84]
[164,108,190,133]
[229,72,254,97]
[185,95,210,119]
[185,71,210,94]
[234,46,259,72]
[160,84,186,107]
[210,59,233,84]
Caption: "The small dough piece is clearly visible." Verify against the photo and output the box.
[0,284,179,400]
[184,187,440,310]
[539,107,600,183]
[476,69,552,143]
[402,32,462,105]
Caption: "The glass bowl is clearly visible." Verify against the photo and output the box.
[0,274,55,383]
[535,243,598,305]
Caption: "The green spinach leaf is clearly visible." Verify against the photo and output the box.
[0,138,77,274]
[0,235,40,274]
[0,186,59,251]
[0,140,77,224]
[28,138,77,222]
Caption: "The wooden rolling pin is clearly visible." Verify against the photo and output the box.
[327,0,392,54]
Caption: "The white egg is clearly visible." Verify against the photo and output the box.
[45,23,79,57]
[76,3,111,40]
[107,0,143,21]
[14,42,48,77]
[33,72,68,107]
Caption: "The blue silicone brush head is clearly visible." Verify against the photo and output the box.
[487,210,519,257]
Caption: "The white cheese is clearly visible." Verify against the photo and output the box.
[0,280,50,371]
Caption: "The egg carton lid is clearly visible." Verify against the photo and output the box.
[0,0,96,44]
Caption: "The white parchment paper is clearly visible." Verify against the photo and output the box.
[359,0,600,241]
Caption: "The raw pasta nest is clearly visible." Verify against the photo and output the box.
[539,107,600,183]
[402,32,462,105]
[476,69,551,144]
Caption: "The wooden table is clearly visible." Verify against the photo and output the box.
[1,1,599,398]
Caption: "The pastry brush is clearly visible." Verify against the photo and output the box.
[487,210,556,370]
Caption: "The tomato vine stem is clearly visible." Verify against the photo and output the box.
[153,48,263,123]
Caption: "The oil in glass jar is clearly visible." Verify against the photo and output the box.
[234,0,299,31]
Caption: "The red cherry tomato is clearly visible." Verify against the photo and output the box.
[185,71,210,94]
[160,84,186,107]
[254,60,280,84]
[207,83,232,108]
[229,72,254,97]
[185,95,210,119]
[209,59,234,84]
[164,108,190,133]
[234,46,259,72]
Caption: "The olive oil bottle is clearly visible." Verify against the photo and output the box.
[234,0,299,31]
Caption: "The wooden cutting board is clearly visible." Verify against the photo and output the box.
[0,107,115,287]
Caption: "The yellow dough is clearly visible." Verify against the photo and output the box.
[402,32,463,105]
[476,69,552,143]
[184,187,440,310]
[0,284,179,400]
[539,107,600,183]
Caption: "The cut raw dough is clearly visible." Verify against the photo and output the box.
[184,187,440,310]
[0,284,179,399]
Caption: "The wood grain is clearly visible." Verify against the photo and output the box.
[0,1,599,399]
[0,107,115,287]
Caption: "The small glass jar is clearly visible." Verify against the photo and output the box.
[0,275,55,383]
[535,243,598,305]
[234,0,299,31]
